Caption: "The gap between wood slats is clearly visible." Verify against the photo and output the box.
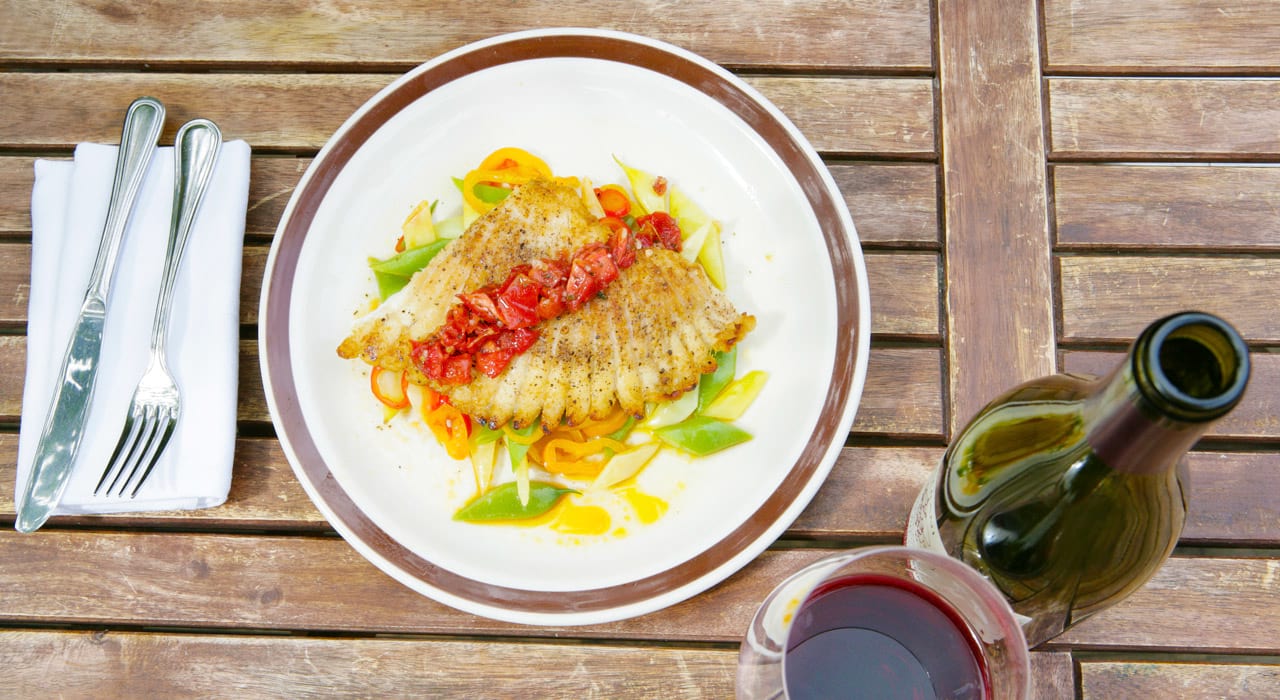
[0,74,937,157]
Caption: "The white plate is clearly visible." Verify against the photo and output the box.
[260,28,870,625]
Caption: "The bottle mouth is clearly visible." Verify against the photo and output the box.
[1136,312,1250,422]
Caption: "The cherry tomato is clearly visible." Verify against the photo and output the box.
[565,243,618,311]
[637,212,682,252]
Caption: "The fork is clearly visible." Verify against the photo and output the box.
[96,119,223,498]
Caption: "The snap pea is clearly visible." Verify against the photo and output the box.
[369,239,451,299]
[453,481,578,522]
[697,348,737,412]
[655,415,752,456]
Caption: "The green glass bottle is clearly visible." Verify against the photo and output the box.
[906,312,1250,646]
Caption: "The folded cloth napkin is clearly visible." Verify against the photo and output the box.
[15,139,251,514]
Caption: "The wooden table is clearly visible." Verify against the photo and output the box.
[2,1,1278,697]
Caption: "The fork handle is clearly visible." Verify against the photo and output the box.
[151,119,223,355]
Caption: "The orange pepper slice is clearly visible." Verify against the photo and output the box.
[542,436,629,477]
[370,367,409,410]
[424,400,470,460]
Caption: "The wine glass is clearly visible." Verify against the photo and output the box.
[737,546,1030,699]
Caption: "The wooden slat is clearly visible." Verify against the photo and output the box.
[1052,555,1280,653]
[749,77,935,157]
[0,435,327,530]
[0,533,1275,653]
[0,1,933,72]
[1054,164,1280,251]
[1044,0,1280,73]
[1080,661,1280,698]
[0,630,737,699]
[1049,79,1280,160]
[829,163,939,247]
[1058,256,1280,345]
[1061,350,1280,444]
[851,347,944,438]
[0,630,1076,700]
[0,155,34,234]
[790,446,940,539]
[866,252,938,338]
[938,0,1056,437]
[0,73,935,156]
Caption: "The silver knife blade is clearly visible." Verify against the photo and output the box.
[14,299,106,532]
[15,96,165,533]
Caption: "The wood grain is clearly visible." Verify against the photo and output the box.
[1080,661,1280,698]
[0,533,1274,652]
[1054,164,1280,251]
[829,163,939,247]
[0,1,934,72]
[0,630,737,699]
[1044,0,1280,73]
[1058,256,1280,345]
[0,73,935,156]
[1052,555,1280,653]
[0,630,1077,700]
[1061,350,1280,443]
[938,0,1056,438]
[0,435,328,530]
[1049,78,1280,160]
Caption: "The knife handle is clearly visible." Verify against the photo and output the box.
[85,96,166,302]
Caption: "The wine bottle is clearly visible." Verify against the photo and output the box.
[906,311,1250,646]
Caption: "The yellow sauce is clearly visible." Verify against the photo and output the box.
[550,499,612,536]
[620,487,668,524]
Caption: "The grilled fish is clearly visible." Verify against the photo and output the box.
[338,179,754,428]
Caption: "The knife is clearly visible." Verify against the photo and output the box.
[15,97,166,533]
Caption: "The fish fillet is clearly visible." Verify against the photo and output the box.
[338,179,755,428]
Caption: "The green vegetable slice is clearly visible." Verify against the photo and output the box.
[473,182,512,204]
[655,415,752,456]
[697,348,737,412]
[369,239,450,299]
[454,481,578,522]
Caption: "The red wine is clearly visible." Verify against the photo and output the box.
[784,574,990,700]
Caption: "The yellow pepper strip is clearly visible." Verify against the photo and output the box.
[543,437,629,477]
[462,147,554,214]
[461,147,580,215]
[503,423,547,445]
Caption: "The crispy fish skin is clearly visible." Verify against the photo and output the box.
[338,179,755,429]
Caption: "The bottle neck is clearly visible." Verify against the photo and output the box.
[1085,364,1206,475]
[1085,312,1250,476]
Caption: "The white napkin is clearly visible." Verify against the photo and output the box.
[16,139,250,514]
